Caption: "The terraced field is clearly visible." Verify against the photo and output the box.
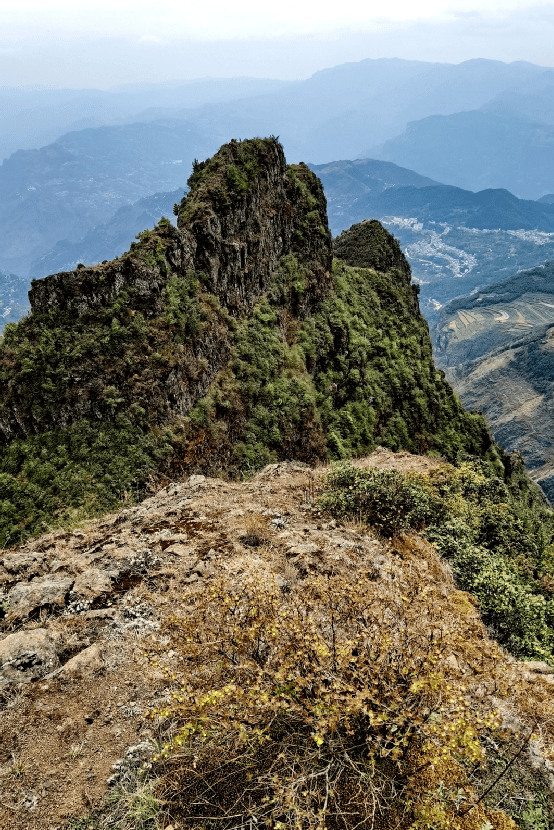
[383,221,554,320]
[435,262,554,499]
[437,292,554,361]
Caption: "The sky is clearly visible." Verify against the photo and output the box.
[1,0,554,87]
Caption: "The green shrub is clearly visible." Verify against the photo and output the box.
[0,417,171,547]
[318,460,554,660]
[317,462,446,535]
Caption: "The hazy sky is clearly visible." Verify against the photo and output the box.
[2,0,554,86]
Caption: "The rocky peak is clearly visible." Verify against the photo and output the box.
[28,138,332,321]
[333,219,420,315]
[178,138,332,316]
[333,219,412,282]
[2,138,332,442]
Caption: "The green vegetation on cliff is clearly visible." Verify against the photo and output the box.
[183,252,493,478]
[0,138,548,651]
[319,459,554,660]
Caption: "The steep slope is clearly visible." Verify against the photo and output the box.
[21,156,554,333]
[435,261,554,499]
[0,138,495,548]
[24,157,438,304]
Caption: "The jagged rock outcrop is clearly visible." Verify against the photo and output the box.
[0,137,499,547]
[28,139,331,321]
[1,139,332,441]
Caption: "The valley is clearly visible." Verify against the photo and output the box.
[379,220,554,318]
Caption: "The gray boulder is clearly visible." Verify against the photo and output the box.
[0,628,59,685]
[8,575,74,618]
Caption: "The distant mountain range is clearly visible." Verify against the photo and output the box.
[0,120,221,277]
[29,189,183,279]
[0,78,293,162]
[376,110,554,200]
[312,162,554,316]
[375,69,554,200]
[4,58,544,166]
[2,56,553,282]
[312,161,554,234]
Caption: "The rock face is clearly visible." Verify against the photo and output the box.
[8,575,74,619]
[0,628,59,686]
[176,139,331,317]
[1,138,332,442]
[28,139,331,320]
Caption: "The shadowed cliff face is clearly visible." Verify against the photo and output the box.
[1,138,332,442]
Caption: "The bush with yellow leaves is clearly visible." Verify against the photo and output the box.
[150,566,519,830]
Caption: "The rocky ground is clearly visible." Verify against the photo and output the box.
[1,449,553,830]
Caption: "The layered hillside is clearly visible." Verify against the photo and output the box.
[435,261,554,499]
[0,137,501,548]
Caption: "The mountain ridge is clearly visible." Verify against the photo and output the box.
[2,136,554,830]
[0,137,497,547]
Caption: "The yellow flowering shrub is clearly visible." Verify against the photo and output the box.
[150,560,518,830]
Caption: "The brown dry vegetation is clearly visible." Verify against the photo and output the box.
[1,453,553,830]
